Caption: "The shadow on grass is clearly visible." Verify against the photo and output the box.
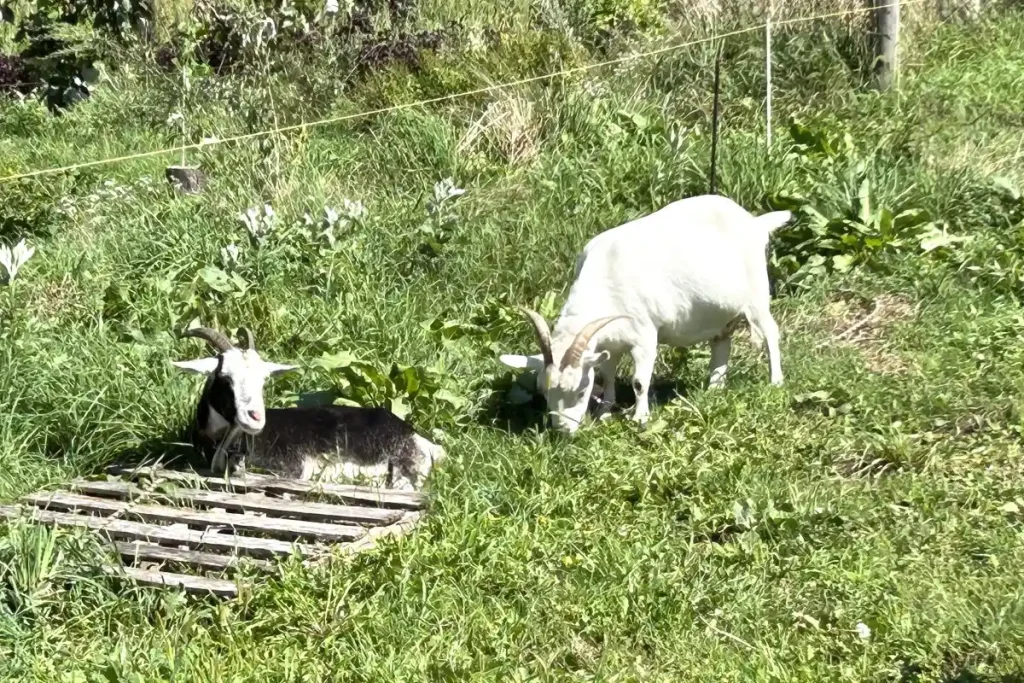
[900,660,1024,683]
[474,370,692,435]
[103,428,206,474]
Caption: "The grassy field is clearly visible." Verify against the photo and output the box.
[1,3,1024,680]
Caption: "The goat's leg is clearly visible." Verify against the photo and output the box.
[708,334,732,388]
[629,339,658,425]
[595,352,621,421]
[748,306,783,386]
[397,434,440,491]
[211,426,242,475]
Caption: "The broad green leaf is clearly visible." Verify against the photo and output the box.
[800,205,830,228]
[230,272,249,294]
[389,395,410,420]
[832,254,855,272]
[919,228,969,253]
[539,291,560,319]
[355,363,389,388]
[198,266,234,293]
[857,177,872,226]
[768,192,809,211]
[878,207,894,237]
[605,122,624,137]
[314,350,357,370]
[434,389,467,409]
[397,365,420,394]
[893,208,933,230]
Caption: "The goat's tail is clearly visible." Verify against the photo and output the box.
[753,210,792,301]
[752,210,792,245]
[413,433,446,466]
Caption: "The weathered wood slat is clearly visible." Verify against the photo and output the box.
[0,505,316,559]
[115,541,271,572]
[108,466,425,510]
[103,566,239,598]
[73,480,401,526]
[339,511,424,556]
[26,491,365,543]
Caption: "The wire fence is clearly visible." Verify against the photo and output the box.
[0,0,943,185]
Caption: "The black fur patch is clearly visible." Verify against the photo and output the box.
[187,355,427,483]
[192,355,238,468]
[250,406,422,481]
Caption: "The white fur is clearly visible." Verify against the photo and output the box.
[501,194,791,433]
[302,457,391,487]
[172,348,296,434]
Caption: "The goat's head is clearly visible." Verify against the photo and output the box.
[172,326,296,435]
[500,307,623,434]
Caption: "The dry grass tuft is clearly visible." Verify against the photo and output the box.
[459,94,542,166]
[814,291,918,375]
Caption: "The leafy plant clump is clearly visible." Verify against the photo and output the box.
[768,119,969,289]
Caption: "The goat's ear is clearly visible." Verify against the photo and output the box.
[499,354,546,371]
[171,358,220,375]
[582,350,611,370]
[264,362,298,376]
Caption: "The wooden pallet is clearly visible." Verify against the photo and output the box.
[0,465,427,599]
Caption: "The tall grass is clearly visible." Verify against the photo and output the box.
[0,3,1023,681]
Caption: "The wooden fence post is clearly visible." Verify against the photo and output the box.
[765,0,773,149]
[873,0,900,91]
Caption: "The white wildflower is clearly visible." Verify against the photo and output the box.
[238,203,276,245]
[221,243,240,267]
[342,198,367,220]
[166,111,184,127]
[323,206,340,227]
[0,239,36,283]
[855,622,871,640]
[433,177,465,203]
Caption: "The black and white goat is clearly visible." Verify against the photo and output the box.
[172,327,445,490]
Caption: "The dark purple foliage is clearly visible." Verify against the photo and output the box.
[0,53,32,95]
[356,26,458,74]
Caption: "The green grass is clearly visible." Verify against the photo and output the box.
[1,7,1024,682]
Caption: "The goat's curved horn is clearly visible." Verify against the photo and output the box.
[182,326,235,353]
[237,326,255,350]
[517,306,554,368]
[560,316,626,369]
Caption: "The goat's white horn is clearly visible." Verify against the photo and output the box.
[517,306,554,368]
[560,316,626,369]
[183,326,235,353]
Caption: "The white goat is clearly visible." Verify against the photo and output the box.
[499,194,792,433]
